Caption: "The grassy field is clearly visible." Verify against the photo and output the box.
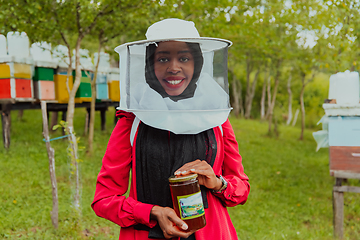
[1,108,360,239]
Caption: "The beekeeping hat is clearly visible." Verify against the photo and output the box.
[114,18,233,134]
[115,18,232,53]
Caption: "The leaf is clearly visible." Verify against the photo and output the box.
[52,125,61,131]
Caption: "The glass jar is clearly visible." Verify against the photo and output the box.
[168,174,206,231]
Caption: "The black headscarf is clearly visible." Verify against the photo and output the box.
[145,42,204,102]
[134,123,217,238]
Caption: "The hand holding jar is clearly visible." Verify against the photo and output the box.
[174,159,224,192]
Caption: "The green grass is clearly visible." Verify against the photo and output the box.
[0,109,359,239]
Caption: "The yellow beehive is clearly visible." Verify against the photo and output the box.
[54,74,73,103]
[13,63,32,79]
[0,64,11,79]
[108,80,120,102]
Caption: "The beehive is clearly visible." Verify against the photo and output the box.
[0,63,33,101]
[74,70,92,102]
[13,63,32,79]
[15,78,33,99]
[0,79,12,99]
[33,80,55,100]
[33,67,55,100]
[108,68,120,102]
[328,116,360,175]
[0,32,34,101]
[54,74,73,103]
[93,72,109,100]
[0,63,11,79]
[108,80,120,102]
[96,83,109,100]
[75,82,92,102]
[33,67,54,81]
[0,64,12,99]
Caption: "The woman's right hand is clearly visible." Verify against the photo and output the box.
[150,205,195,239]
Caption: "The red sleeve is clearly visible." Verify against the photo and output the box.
[212,119,250,207]
[91,111,156,228]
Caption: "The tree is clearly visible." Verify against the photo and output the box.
[86,2,152,154]
[1,0,155,221]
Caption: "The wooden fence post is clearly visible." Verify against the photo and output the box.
[333,178,344,239]
[41,101,59,229]
[1,103,11,149]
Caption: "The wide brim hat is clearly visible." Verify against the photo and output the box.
[114,18,232,53]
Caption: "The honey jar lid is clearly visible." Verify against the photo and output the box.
[169,173,198,183]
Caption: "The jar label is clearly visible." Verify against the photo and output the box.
[177,191,205,220]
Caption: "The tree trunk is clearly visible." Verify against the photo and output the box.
[88,42,102,154]
[292,108,300,127]
[299,79,306,140]
[286,70,293,125]
[299,72,315,140]
[68,126,80,213]
[1,106,11,149]
[84,109,89,136]
[260,69,267,121]
[267,60,282,135]
[66,37,82,129]
[18,109,23,121]
[65,37,83,216]
[265,71,272,119]
[238,77,244,117]
[245,68,260,119]
[244,55,253,119]
[50,112,58,132]
[231,71,240,117]
[41,101,59,229]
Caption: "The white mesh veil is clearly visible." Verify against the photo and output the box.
[115,19,232,134]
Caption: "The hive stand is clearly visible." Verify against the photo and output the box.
[0,101,118,149]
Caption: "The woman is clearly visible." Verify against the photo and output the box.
[145,41,203,101]
[92,18,250,240]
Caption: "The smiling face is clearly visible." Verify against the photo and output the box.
[154,41,195,96]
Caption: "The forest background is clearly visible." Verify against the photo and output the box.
[1,0,360,239]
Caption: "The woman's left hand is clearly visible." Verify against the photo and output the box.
[174,160,222,191]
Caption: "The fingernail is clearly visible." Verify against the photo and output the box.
[175,171,180,175]
[190,168,195,171]
[181,223,188,230]
[182,171,187,174]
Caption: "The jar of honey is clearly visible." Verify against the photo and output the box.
[168,174,206,231]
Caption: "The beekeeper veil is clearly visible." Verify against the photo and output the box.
[115,18,232,134]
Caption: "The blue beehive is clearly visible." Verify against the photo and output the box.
[328,117,360,147]
[94,52,110,101]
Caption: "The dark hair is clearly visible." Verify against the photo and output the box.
[145,42,204,102]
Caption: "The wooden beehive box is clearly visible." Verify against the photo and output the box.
[0,32,34,101]
[74,70,92,102]
[0,78,12,99]
[54,74,73,103]
[108,68,120,102]
[33,66,56,100]
[0,62,34,101]
[96,83,109,100]
[328,116,360,176]
[0,63,11,99]
[93,72,109,100]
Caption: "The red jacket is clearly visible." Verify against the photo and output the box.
[92,111,250,240]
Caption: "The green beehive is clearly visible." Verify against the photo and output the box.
[33,67,54,81]
[74,70,92,102]
[75,82,92,100]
